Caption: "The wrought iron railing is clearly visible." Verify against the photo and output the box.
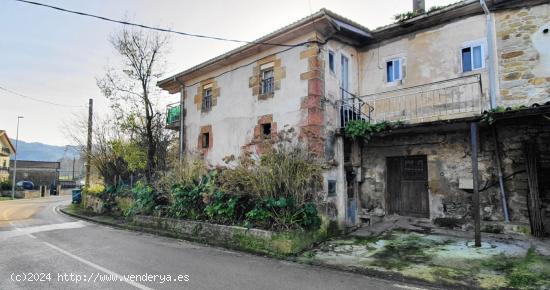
[339,87,373,128]
[166,102,181,125]
[201,93,212,112]
[0,167,9,172]
[361,74,483,124]
[260,77,274,95]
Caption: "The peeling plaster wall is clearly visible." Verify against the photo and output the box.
[320,39,361,227]
[181,34,312,165]
[357,15,491,124]
[360,119,550,228]
[496,3,550,107]
[360,15,489,96]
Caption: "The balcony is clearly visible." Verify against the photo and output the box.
[339,88,373,128]
[166,102,182,130]
[361,74,483,124]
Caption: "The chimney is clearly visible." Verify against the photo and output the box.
[413,0,425,13]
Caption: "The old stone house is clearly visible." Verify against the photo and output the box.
[159,0,550,234]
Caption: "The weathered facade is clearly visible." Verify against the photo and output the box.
[0,130,16,182]
[159,0,550,233]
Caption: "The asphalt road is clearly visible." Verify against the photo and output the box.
[0,196,427,290]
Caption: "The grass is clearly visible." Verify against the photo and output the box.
[0,196,15,201]
[302,230,550,289]
[370,233,451,270]
[482,248,550,289]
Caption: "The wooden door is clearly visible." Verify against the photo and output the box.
[386,155,429,218]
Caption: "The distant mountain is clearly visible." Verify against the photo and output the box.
[9,139,80,162]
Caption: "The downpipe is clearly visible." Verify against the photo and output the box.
[481,0,510,223]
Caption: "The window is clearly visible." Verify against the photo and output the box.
[328,50,335,73]
[328,180,336,197]
[261,123,272,138]
[386,58,402,83]
[260,68,274,95]
[462,44,484,72]
[202,86,212,112]
[201,132,209,148]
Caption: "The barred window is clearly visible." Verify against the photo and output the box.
[260,68,274,95]
[202,87,212,112]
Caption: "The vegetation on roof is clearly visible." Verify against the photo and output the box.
[393,1,462,23]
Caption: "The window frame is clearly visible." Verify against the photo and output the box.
[201,132,210,149]
[386,58,403,83]
[328,50,335,73]
[461,42,485,73]
[260,67,274,95]
[201,86,213,112]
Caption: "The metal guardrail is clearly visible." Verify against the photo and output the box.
[339,87,373,128]
[361,74,483,124]
[166,102,181,125]
[260,77,274,95]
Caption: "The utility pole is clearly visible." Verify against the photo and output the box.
[72,157,76,181]
[84,99,93,190]
[470,122,481,247]
[11,116,23,200]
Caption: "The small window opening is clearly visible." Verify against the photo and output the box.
[201,132,209,148]
[328,180,337,197]
[328,51,335,72]
[543,28,549,34]
[261,123,272,138]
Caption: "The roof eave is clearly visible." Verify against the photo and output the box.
[158,9,372,93]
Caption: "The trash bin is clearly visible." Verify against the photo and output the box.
[72,189,82,204]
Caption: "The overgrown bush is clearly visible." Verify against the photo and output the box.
[84,184,106,196]
[109,132,323,231]
[220,141,323,207]
[0,180,11,190]
[344,119,403,140]
[129,181,155,215]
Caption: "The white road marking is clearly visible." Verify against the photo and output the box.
[43,241,154,290]
[0,221,86,240]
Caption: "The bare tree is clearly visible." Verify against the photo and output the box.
[97,28,170,182]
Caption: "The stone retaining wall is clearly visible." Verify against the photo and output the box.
[133,215,328,256]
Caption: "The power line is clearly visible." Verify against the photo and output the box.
[0,85,86,108]
[12,0,316,48]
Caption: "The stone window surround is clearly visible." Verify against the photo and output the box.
[194,80,220,112]
[197,125,213,153]
[253,114,278,143]
[249,55,285,100]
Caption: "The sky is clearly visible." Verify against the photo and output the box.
[0,0,458,146]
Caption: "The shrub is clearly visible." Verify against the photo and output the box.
[220,140,323,208]
[167,169,217,219]
[0,180,11,190]
[84,184,105,196]
[344,120,403,140]
[129,181,155,215]
[204,191,242,224]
